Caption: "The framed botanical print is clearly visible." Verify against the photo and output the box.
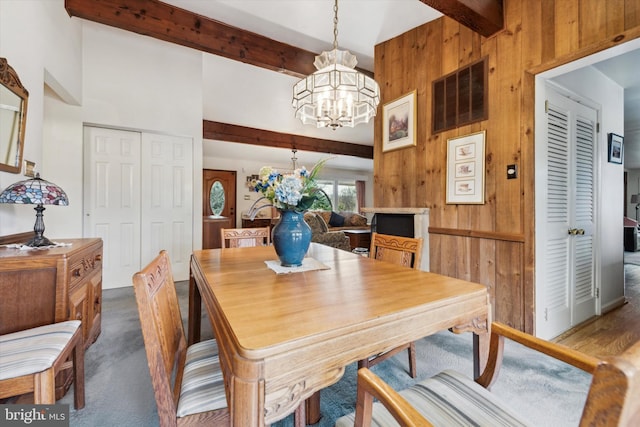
[446,130,486,204]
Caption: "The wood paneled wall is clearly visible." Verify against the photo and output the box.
[374,0,640,333]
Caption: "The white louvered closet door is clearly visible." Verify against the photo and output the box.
[537,87,597,339]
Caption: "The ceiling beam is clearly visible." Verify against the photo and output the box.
[419,0,504,38]
[64,0,318,78]
[203,121,373,160]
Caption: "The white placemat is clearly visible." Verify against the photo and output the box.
[265,257,330,274]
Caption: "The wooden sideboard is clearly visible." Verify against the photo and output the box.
[241,217,275,228]
[0,235,103,398]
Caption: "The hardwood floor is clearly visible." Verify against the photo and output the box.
[553,262,640,358]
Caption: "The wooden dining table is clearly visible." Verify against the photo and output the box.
[188,243,490,426]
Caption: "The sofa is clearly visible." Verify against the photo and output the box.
[303,212,351,251]
[308,210,370,232]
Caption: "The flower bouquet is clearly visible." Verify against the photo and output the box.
[251,158,329,213]
[248,158,329,267]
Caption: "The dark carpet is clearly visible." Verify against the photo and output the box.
[60,282,592,426]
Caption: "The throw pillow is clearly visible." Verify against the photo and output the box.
[315,212,329,232]
[315,210,332,225]
[329,211,345,227]
[340,211,367,227]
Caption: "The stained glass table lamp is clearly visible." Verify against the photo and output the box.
[0,173,69,247]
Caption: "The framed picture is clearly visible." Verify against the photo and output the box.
[382,90,416,152]
[446,130,486,204]
[608,133,623,164]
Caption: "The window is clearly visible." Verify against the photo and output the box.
[312,180,358,212]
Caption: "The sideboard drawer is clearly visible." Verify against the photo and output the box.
[68,244,102,289]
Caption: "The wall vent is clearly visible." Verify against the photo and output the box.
[432,57,488,133]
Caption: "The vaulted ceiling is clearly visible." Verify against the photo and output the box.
[64,1,640,170]
[64,0,503,169]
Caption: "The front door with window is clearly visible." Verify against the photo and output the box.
[202,169,236,249]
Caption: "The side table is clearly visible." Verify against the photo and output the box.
[343,229,371,251]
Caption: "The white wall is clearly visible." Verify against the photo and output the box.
[80,22,204,248]
[0,0,82,236]
[551,65,626,311]
[0,4,206,251]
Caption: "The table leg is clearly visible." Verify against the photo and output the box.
[305,391,321,425]
[473,330,490,379]
[188,273,202,346]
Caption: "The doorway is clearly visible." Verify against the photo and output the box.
[533,40,638,338]
[535,85,598,339]
[202,169,236,249]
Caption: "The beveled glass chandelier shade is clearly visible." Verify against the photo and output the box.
[292,1,380,129]
[293,49,380,129]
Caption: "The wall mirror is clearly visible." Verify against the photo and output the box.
[0,57,29,174]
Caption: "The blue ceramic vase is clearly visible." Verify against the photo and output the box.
[272,209,312,267]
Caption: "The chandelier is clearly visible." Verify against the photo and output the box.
[292,0,380,129]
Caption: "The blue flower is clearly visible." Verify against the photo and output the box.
[253,158,330,212]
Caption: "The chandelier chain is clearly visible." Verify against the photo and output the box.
[333,0,339,50]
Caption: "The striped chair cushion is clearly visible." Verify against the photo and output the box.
[176,339,227,418]
[335,370,531,427]
[0,320,81,380]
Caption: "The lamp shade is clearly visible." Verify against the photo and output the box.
[0,173,68,205]
[0,173,68,247]
[632,194,640,204]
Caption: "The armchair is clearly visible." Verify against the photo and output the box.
[338,322,640,426]
[304,212,351,251]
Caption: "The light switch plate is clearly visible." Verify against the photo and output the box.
[507,164,517,179]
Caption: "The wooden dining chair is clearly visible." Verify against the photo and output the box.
[134,250,305,427]
[220,226,270,248]
[133,250,229,426]
[342,321,640,427]
[358,232,423,378]
[0,320,85,409]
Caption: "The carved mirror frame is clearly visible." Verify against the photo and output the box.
[0,57,29,174]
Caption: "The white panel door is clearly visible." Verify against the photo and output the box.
[83,127,142,288]
[140,133,193,280]
[536,87,597,339]
[84,127,194,288]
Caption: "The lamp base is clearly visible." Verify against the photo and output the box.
[25,234,55,247]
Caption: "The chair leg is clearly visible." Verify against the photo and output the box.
[408,342,417,378]
[33,368,56,404]
[73,334,86,409]
[358,358,370,370]
[293,402,306,427]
